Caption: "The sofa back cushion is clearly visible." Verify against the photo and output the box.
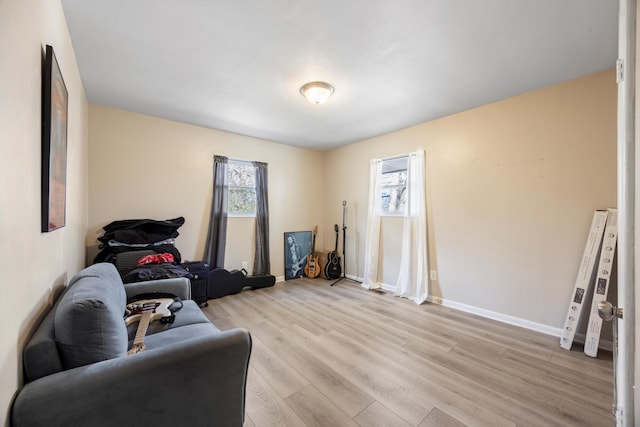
[54,263,128,369]
[22,297,65,382]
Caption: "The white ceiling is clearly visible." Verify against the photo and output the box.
[60,0,618,151]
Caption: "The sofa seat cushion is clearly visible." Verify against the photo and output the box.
[126,299,215,341]
[54,263,128,369]
[134,322,222,352]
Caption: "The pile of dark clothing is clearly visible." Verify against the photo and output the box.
[94,217,191,283]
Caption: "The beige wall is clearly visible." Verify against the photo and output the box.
[324,69,616,330]
[89,70,616,333]
[88,105,325,278]
[0,0,89,422]
[0,1,620,420]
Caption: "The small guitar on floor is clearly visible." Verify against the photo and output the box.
[325,224,342,279]
[125,297,179,354]
[304,226,320,278]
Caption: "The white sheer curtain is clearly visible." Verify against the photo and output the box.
[394,150,429,304]
[362,159,383,290]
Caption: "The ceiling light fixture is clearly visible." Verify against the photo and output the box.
[300,81,334,104]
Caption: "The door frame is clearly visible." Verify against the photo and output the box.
[618,0,636,425]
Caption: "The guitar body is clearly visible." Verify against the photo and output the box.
[124,298,177,327]
[325,224,342,280]
[325,253,341,279]
[125,298,179,355]
[305,254,320,278]
[304,226,321,278]
[125,297,181,355]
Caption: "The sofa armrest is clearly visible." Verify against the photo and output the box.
[11,328,251,427]
[124,277,191,301]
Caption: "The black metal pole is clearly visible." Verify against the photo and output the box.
[331,201,352,285]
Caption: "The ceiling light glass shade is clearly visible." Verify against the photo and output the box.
[300,81,334,104]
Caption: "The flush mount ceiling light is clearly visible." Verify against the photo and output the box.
[300,81,334,104]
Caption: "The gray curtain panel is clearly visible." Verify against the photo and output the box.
[252,161,270,275]
[203,155,228,268]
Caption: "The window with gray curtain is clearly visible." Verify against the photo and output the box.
[203,155,228,268]
[252,161,270,275]
[204,156,270,275]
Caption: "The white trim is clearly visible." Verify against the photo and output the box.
[346,273,362,282]
[355,275,614,351]
[426,295,614,351]
[426,295,561,337]
[377,152,416,163]
[276,275,285,283]
[619,0,637,424]
[227,157,253,165]
[228,212,256,218]
[379,281,396,293]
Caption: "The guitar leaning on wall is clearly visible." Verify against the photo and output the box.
[304,226,321,278]
[324,224,342,280]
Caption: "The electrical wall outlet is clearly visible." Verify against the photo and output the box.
[430,270,437,281]
[242,261,248,270]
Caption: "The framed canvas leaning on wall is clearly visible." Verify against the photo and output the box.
[284,231,312,280]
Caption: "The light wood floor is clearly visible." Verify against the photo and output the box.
[202,277,614,427]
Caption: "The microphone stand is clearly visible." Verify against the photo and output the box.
[332,201,360,285]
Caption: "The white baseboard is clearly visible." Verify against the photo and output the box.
[281,274,613,352]
[275,274,360,284]
[346,273,362,283]
[361,279,613,352]
[426,295,562,337]
[427,295,613,352]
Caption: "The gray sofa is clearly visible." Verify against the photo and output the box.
[11,263,251,427]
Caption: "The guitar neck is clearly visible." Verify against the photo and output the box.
[129,311,152,354]
[311,227,317,254]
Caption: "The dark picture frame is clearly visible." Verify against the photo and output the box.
[284,231,312,280]
[41,45,68,232]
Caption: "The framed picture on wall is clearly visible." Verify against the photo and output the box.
[284,231,312,280]
[41,45,68,232]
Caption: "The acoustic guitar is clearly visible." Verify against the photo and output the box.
[324,224,342,279]
[304,226,320,278]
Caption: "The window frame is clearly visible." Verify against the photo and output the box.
[227,159,257,218]
[380,156,408,217]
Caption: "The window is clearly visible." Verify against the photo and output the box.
[228,160,256,216]
[380,156,408,215]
